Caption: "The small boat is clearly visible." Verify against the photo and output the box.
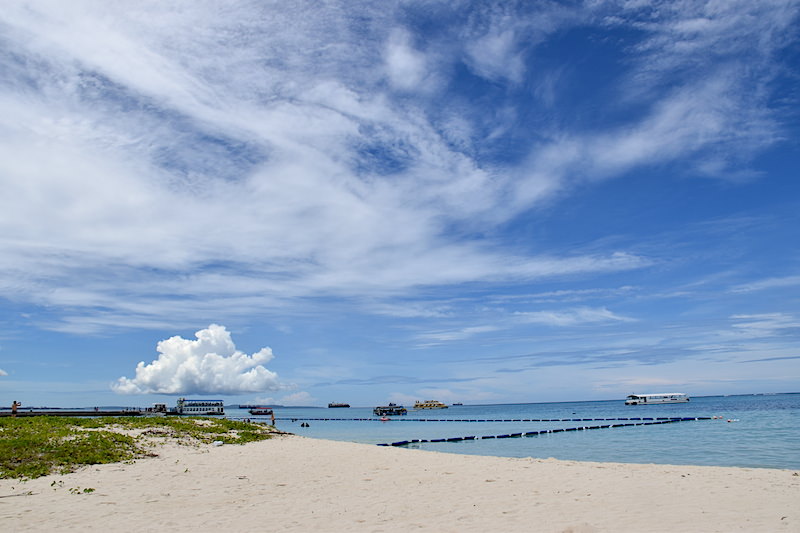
[248,407,274,415]
[373,403,407,416]
[452,402,463,406]
[413,400,448,409]
[328,402,350,408]
[625,393,690,405]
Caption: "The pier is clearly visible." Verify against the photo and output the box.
[0,410,143,417]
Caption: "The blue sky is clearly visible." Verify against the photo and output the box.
[1,1,799,408]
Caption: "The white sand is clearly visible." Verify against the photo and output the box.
[1,435,798,532]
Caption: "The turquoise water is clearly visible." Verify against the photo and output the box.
[228,394,800,470]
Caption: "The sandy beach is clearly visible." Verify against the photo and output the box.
[1,435,798,532]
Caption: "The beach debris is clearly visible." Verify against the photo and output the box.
[212,440,224,446]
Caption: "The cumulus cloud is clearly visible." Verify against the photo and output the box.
[113,324,282,395]
[0,369,7,376]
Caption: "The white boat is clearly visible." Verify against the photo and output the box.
[625,393,690,405]
[170,397,225,415]
[413,400,448,409]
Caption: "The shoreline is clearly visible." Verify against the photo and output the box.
[1,435,798,532]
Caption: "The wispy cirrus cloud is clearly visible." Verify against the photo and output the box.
[729,313,800,339]
[413,305,633,348]
[415,325,501,345]
[489,286,637,304]
[515,307,634,327]
[730,276,800,294]
[325,375,479,386]
[738,355,800,364]
[0,0,796,337]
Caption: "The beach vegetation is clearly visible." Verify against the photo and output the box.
[0,416,276,480]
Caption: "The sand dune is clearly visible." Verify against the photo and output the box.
[1,435,798,532]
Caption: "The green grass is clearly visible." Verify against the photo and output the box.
[0,416,275,480]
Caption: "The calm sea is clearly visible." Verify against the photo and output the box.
[228,394,800,470]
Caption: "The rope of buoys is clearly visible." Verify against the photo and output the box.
[265,416,713,423]
[376,417,710,447]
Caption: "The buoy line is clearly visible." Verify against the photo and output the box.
[260,416,713,423]
[375,417,711,447]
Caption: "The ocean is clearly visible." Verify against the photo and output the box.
[227,394,800,470]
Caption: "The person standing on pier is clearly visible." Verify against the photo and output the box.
[11,400,20,417]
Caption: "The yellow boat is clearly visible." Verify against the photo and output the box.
[413,400,448,409]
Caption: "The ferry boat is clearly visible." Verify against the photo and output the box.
[413,400,449,409]
[373,403,407,416]
[328,402,350,408]
[171,398,225,415]
[248,407,274,415]
[625,393,690,405]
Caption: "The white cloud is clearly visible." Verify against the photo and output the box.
[412,387,458,402]
[512,68,777,210]
[460,3,571,84]
[516,307,634,327]
[113,324,282,395]
[387,392,418,406]
[465,28,524,83]
[251,390,315,406]
[414,305,634,347]
[730,276,800,293]
[368,301,453,319]
[490,286,637,304]
[593,376,687,392]
[416,325,500,344]
[279,391,316,405]
[0,369,7,376]
[729,313,800,339]
[0,1,792,335]
[625,0,798,81]
[384,29,431,91]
